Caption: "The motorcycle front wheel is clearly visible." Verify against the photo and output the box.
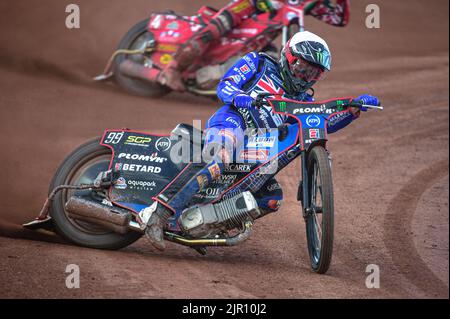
[49,138,142,250]
[304,146,334,274]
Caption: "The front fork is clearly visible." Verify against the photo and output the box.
[300,150,310,219]
[298,148,332,219]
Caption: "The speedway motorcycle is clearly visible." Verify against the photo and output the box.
[94,2,307,97]
[24,96,382,274]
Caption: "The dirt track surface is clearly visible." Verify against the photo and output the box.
[0,0,448,298]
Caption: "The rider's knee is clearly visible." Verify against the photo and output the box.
[257,197,283,216]
[255,178,283,215]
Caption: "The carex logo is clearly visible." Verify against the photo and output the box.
[306,115,321,127]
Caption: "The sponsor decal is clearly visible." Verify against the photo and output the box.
[225,117,240,127]
[328,112,351,126]
[101,198,113,207]
[257,107,271,129]
[114,163,161,174]
[190,24,202,32]
[278,101,287,112]
[231,0,251,13]
[256,0,270,11]
[243,54,257,70]
[203,187,222,198]
[124,136,152,147]
[160,54,173,65]
[127,180,157,191]
[208,163,221,180]
[293,106,334,115]
[157,44,177,52]
[225,164,252,173]
[216,174,238,184]
[118,152,167,163]
[247,136,276,148]
[161,30,180,38]
[155,137,171,152]
[267,182,281,192]
[306,115,321,127]
[239,149,269,161]
[103,132,124,144]
[114,177,127,190]
[237,107,256,129]
[232,28,258,35]
[239,64,251,74]
[150,15,163,29]
[336,100,345,111]
[309,129,320,139]
[229,75,241,83]
[167,21,179,30]
[197,174,208,190]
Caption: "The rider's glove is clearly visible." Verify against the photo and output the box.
[303,93,315,102]
[233,94,254,109]
[355,94,380,112]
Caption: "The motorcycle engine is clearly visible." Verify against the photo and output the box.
[179,191,261,238]
[195,56,240,90]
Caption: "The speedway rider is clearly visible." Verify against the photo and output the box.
[145,30,380,250]
[148,0,350,91]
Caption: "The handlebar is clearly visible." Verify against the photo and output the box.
[251,93,383,111]
[348,100,384,110]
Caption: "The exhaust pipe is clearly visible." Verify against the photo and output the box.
[65,197,133,235]
[164,221,253,247]
[118,59,160,84]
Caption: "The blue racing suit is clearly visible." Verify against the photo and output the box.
[154,52,358,215]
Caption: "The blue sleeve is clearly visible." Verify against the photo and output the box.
[326,110,356,134]
[217,52,260,105]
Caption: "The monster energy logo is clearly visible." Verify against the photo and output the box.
[316,51,325,65]
[336,100,344,111]
[278,102,286,112]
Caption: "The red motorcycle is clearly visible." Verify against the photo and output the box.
[95,2,309,98]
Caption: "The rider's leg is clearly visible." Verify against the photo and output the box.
[155,0,257,91]
[253,177,283,217]
[145,106,245,250]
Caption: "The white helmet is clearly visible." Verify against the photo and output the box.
[279,31,331,93]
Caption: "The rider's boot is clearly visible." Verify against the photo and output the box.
[145,204,173,251]
[145,161,225,249]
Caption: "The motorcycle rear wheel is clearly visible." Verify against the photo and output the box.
[49,138,142,250]
[304,146,334,274]
[114,19,171,98]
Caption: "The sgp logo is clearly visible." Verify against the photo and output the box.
[125,136,152,144]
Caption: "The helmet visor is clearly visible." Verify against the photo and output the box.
[290,58,327,82]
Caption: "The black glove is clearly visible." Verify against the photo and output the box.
[278,124,289,142]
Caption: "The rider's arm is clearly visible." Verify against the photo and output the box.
[216,52,260,105]
[307,0,350,27]
[326,109,357,133]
